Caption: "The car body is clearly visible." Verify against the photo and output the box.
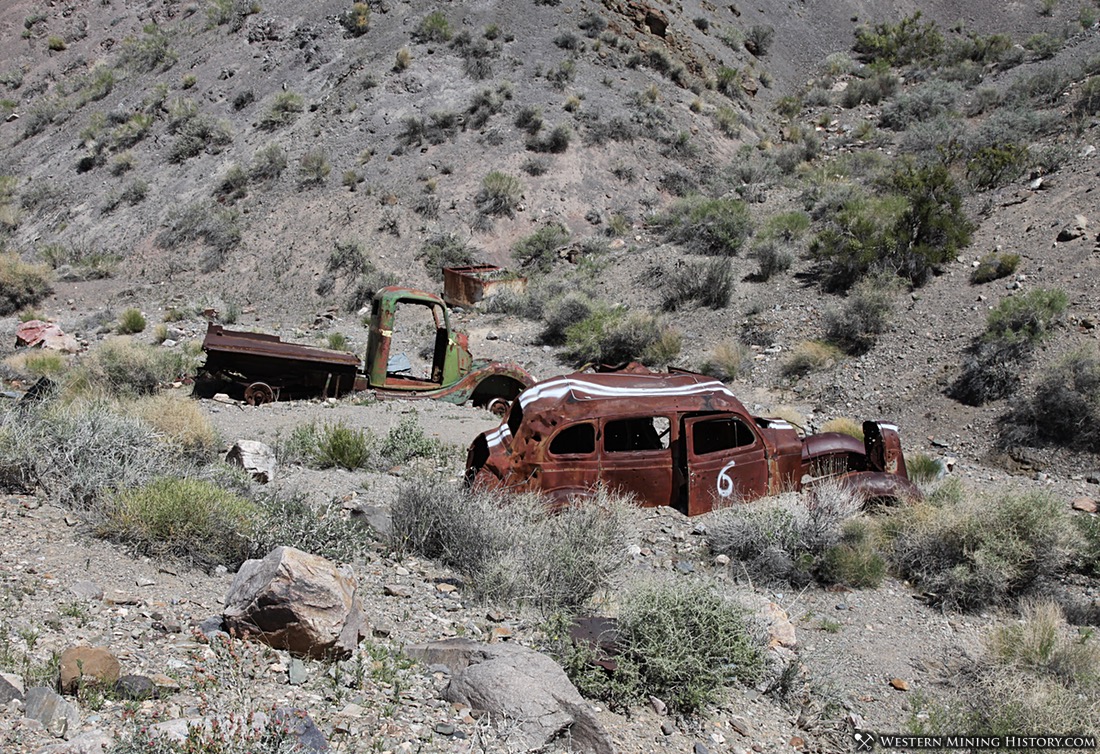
[466,366,919,513]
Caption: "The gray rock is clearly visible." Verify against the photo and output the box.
[288,658,308,686]
[114,675,157,701]
[408,638,613,754]
[69,582,104,601]
[25,687,80,739]
[0,672,24,704]
[33,730,113,753]
[225,440,276,483]
[223,547,367,660]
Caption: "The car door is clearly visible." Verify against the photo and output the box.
[539,421,600,502]
[683,413,768,515]
[598,415,673,507]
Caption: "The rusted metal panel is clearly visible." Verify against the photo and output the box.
[198,324,361,404]
[442,265,527,308]
[467,364,919,512]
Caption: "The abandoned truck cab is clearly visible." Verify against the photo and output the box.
[466,367,919,514]
[366,286,535,412]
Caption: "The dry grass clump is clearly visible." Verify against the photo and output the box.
[3,349,67,378]
[818,417,863,440]
[76,337,190,396]
[782,340,841,377]
[131,393,220,459]
[0,253,52,316]
[698,342,751,382]
[391,477,629,612]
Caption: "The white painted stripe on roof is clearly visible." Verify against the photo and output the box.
[485,425,511,448]
[518,376,739,408]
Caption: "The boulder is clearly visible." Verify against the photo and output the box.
[15,321,80,353]
[225,440,276,484]
[59,647,121,695]
[24,687,80,739]
[408,638,613,754]
[223,547,367,659]
[0,671,24,704]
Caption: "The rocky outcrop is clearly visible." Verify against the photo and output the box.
[408,638,614,754]
[223,547,367,660]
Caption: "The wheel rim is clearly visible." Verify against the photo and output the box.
[245,381,275,406]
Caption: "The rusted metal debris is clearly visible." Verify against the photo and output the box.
[197,286,535,410]
[442,265,527,308]
[466,365,920,513]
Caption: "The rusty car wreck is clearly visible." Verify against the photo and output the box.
[466,366,919,514]
[197,285,535,410]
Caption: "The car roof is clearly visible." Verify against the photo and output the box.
[515,369,752,420]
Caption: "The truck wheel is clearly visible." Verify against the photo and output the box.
[245,381,275,406]
[486,397,510,417]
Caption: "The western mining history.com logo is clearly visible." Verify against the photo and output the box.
[852,732,1098,751]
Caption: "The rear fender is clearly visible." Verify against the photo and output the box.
[863,421,908,478]
[821,471,922,504]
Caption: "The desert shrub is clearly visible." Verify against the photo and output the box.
[565,579,764,714]
[853,12,944,66]
[659,258,734,311]
[527,124,572,153]
[298,148,330,186]
[748,240,794,281]
[708,482,863,586]
[249,144,287,182]
[840,72,899,107]
[811,162,973,289]
[698,342,750,382]
[250,492,371,562]
[966,144,1031,190]
[7,350,66,378]
[414,11,451,43]
[744,24,774,56]
[168,113,233,163]
[986,288,1067,342]
[213,164,249,203]
[0,254,51,316]
[1023,32,1063,60]
[905,453,944,488]
[379,415,442,467]
[818,518,887,588]
[475,172,522,217]
[879,80,960,130]
[970,252,1020,284]
[97,477,256,569]
[417,233,478,280]
[131,394,219,459]
[116,307,147,335]
[562,306,680,367]
[824,275,896,355]
[1004,349,1100,452]
[1077,515,1100,577]
[158,201,241,270]
[512,223,569,273]
[119,25,177,73]
[80,338,188,396]
[340,3,371,36]
[656,195,752,257]
[313,422,374,470]
[782,341,842,377]
[881,489,1080,609]
[259,92,303,131]
[392,477,628,612]
[1076,76,1100,116]
[540,292,594,344]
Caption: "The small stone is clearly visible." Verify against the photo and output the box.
[69,582,103,602]
[25,687,80,739]
[59,647,121,695]
[135,576,156,587]
[0,672,24,704]
[661,720,676,736]
[148,673,180,694]
[649,695,667,716]
[889,678,910,691]
[790,736,805,748]
[674,560,695,574]
[714,554,730,567]
[489,626,513,642]
[383,584,412,598]
[486,331,499,341]
[433,722,456,736]
[436,583,457,593]
[1072,497,1098,513]
[486,610,506,623]
[115,675,157,701]
[694,743,711,754]
[288,658,308,686]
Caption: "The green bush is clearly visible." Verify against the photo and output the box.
[840,72,899,107]
[119,25,177,73]
[298,148,330,186]
[475,172,522,217]
[881,489,1080,609]
[116,307,146,334]
[313,422,374,470]
[656,195,752,257]
[417,233,478,280]
[566,579,765,714]
[562,306,680,367]
[168,112,233,163]
[1076,76,1100,116]
[414,11,451,43]
[879,80,960,130]
[1023,32,1062,60]
[745,25,774,56]
[379,415,442,467]
[1076,514,1100,577]
[659,258,734,311]
[970,252,1020,284]
[818,518,887,588]
[97,477,256,569]
[986,288,1067,342]
[250,492,371,562]
[249,143,287,182]
[540,292,594,344]
[0,253,52,316]
[824,275,896,355]
[512,222,569,273]
[526,124,572,153]
[259,92,303,131]
[391,477,628,612]
[853,12,944,66]
[966,144,1031,190]
[905,453,944,488]
[157,201,242,271]
[748,240,794,281]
